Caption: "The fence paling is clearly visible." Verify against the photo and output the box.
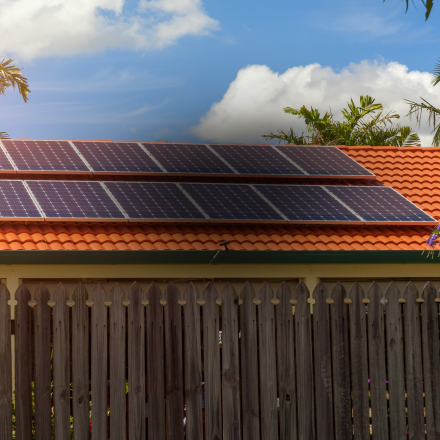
[91,283,108,440]
[312,281,332,440]
[349,282,369,440]
[33,283,51,440]
[0,283,11,440]
[368,282,388,440]
[295,282,315,440]
[109,282,126,440]
[240,281,260,440]
[203,281,222,440]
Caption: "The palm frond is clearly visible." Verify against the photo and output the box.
[261,128,309,144]
[384,0,434,20]
[432,57,440,86]
[405,97,440,146]
[0,58,30,102]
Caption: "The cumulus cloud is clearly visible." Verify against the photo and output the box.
[0,0,219,60]
[191,60,440,147]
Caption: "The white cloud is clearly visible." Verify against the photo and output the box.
[0,0,219,60]
[191,60,440,147]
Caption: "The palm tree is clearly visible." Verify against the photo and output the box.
[0,58,30,139]
[405,58,440,146]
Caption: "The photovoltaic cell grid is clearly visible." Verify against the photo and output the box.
[0,181,42,220]
[104,182,206,221]
[72,141,164,174]
[0,142,16,172]
[209,144,307,176]
[142,143,235,175]
[1,140,90,173]
[277,146,375,178]
[326,186,437,224]
[27,181,125,220]
[254,184,363,223]
[180,183,285,221]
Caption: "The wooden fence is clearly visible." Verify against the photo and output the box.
[0,279,439,439]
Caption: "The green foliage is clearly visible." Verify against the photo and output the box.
[383,0,434,20]
[0,58,30,139]
[262,95,420,147]
[405,57,440,147]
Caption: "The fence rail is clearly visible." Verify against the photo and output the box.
[1,279,439,438]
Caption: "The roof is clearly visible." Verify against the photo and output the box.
[0,144,436,253]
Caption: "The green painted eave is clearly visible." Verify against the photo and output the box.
[0,250,434,264]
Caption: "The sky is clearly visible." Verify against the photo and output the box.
[1,0,440,146]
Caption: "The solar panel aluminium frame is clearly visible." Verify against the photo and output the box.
[102,181,209,223]
[179,182,288,224]
[325,185,438,226]
[1,140,92,175]
[26,180,128,222]
[252,184,365,225]
[274,145,376,179]
[207,144,309,178]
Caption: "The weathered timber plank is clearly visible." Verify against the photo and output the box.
[203,282,222,440]
[367,282,388,440]
[53,283,71,440]
[295,282,315,439]
[312,281,333,440]
[221,282,241,440]
[91,283,108,440]
[0,283,12,440]
[258,282,278,440]
[276,281,297,440]
[403,282,424,439]
[385,282,406,440]
[146,282,165,439]
[239,281,259,440]
[348,282,369,440]
[72,282,90,440]
[330,281,351,440]
[183,282,203,439]
[109,283,126,440]
[33,283,51,440]
[164,282,184,440]
[15,283,32,440]
[421,282,440,439]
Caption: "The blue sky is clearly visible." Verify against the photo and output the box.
[1,0,440,145]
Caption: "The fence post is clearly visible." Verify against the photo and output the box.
[6,277,20,394]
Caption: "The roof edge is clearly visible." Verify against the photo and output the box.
[0,250,433,265]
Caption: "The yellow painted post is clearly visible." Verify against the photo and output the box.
[6,277,20,393]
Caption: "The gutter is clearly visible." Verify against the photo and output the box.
[0,250,435,264]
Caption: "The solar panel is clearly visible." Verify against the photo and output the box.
[1,140,90,173]
[276,146,375,178]
[104,182,207,221]
[209,144,307,177]
[179,183,285,222]
[253,184,363,224]
[0,141,17,173]
[141,143,236,175]
[0,181,43,220]
[26,181,125,221]
[71,141,164,174]
[326,185,437,225]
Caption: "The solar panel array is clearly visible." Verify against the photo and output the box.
[0,180,432,224]
[0,141,377,179]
